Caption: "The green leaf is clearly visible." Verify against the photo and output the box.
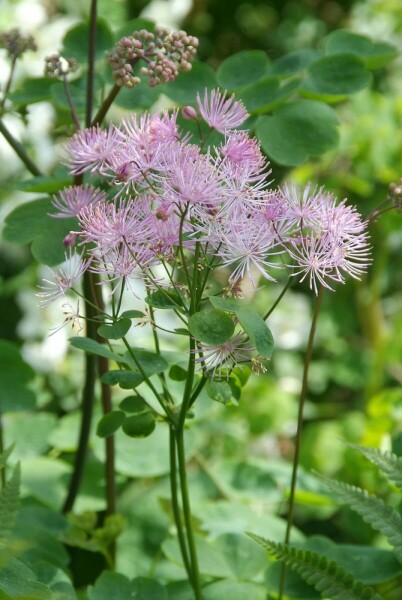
[97,318,131,340]
[0,558,52,599]
[161,62,216,105]
[119,395,149,413]
[238,77,299,115]
[124,347,169,377]
[236,309,274,359]
[325,30,398,70]
[70,337,129,364]
[206,380,233,406]
[131,577,168,599]
[113,18,155,41]
[169,365,187,381]
[215,533,267,580]
[8,77,52,105]
[256,100,339,166]
[120,310,145,319]
[122,413,156,438]
[88,571,133,600]
[188,310,235,345]
[101,371,144,389]
[300,536,402,586]
[216,50,270,90]
[249,534,382,600]
[3,198,54,244]
[318,475,402,564]
[348,444,402,492]
[270,49,321,77]
[0,464,20,543]
[0,341,35,412]
[203,580,266,600]
[96,411,125,438]
[16,176,71,193]
[4,413,57,462]
[18,457,71,510]
[302,54,373,97]
[32,218,78,266]
[114,79,160,109]
[62,18,114,63]
[145,289,185,311]
[209,296,244,312]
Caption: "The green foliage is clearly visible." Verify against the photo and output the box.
[249,534,383,600]
[61,18,114,63]
[319,475,402,563]
[256,100,340,166]
[97,318,132,340]
[145,289,186,311]
[0,341,35,412]
[216,50,270,90]
[188,310,235,345]
[2,198,76,266]
[208,296,274,358]
[96,411,125,438]
[348,444,402,492]
[0,464,20,546]
[122,412,156,438]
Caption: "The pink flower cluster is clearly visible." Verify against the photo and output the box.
[45,88,370,304]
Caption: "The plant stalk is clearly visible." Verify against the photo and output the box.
[169,425,192,581]
[0,118,42,176]
[278,285,325,600]
[62,272,97,513]
[86,0,98,127]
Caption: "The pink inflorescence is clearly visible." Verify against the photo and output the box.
[42,87,371,306]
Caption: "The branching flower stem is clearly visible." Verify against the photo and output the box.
[0,118,42,176]
[63,75,81,130]
[278,284,325,600]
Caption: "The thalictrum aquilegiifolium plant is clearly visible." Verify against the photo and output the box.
[1,6,401,599]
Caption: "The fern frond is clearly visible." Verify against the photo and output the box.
[319,475,402,563]
[0,446,14,472]
[248,533,383,600]
[0,464,20,544]
[348,444,402,493]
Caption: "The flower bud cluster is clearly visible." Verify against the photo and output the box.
[107,27,198,88]
[0,28,37,59]
[44,53,78,79]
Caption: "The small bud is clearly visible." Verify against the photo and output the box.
[182,105,197,120]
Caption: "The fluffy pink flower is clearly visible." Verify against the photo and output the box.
[51,185,107,218]
[196,88,249,133]
[65,124,123,175]
[37,252,90,306]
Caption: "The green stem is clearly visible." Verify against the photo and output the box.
[278,285,325,600]
[0,117,42,176]
[86,0,98,127]
[63,75,81,130]
[175,335,203,599]
[0,56,17,109]
[175,426,202,600]
[263,278,292,320]
[62,272,97,513]
[91,84,120,126]
[169,425,192,581]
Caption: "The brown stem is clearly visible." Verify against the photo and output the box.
[63,75,81,130]
[86,0,98,127]
[278,285,325,600]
